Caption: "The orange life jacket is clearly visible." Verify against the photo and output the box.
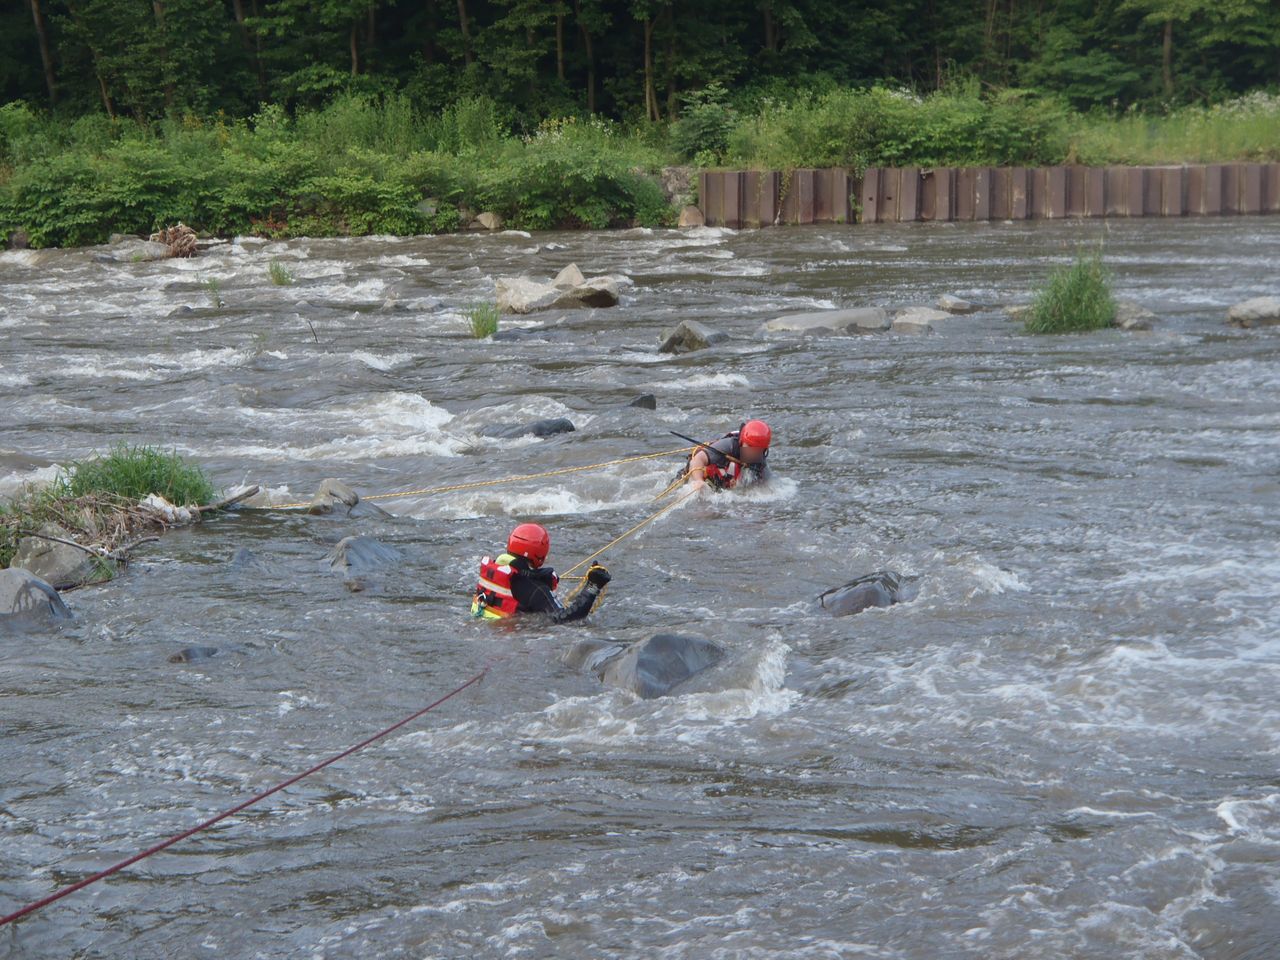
[471,553,520,619]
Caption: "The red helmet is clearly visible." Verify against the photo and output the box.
[740,419,772,449]
[507,522,550,567]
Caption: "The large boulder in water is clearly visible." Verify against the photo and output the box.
[0,568,72,624]
[495,272,625,314]
[1226,296,1280,327]
[892,306,949,335]
[758,308,890,338]
[1112,300,1156,331]
[326,535,403,574]
[818,571,918,617]
[307,479,391,518]
[567,633,726,699]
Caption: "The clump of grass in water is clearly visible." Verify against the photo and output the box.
[204,277,223,308]
[268,260,294,286]
[467,302,500,338]
[66,444,216,505]
[1024,249,1115,334]
[0,446,215,570]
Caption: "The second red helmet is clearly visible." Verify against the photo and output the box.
[740,419,772,449]
[507,522,550,567]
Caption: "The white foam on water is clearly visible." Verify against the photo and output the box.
[1216,793,1280,839]
[649,372,751,391]
[349,350,415,371]
[0,464,63,500]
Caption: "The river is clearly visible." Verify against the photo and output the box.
[1,218,1278,959]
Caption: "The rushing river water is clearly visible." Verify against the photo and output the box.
[1,218,1278,959]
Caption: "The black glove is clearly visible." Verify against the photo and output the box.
[586,564,612,588]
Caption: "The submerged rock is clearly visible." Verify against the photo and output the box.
[892,306,950,335]
[758,308,890,337]
[326,535,403,574]
[0,568,72,624]
[628,394,658,410]
[567,633,726,699]
[659,319,728,354]
[817,571,919,617]
[10,524,100,590]
[484,418,576,439]
[169,645,218,663]
[1226,296,1280,327]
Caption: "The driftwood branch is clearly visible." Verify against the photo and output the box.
[196,485,260,515]
[109,535,160,559]
[19,531,110,557]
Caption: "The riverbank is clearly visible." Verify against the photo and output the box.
[3,89,1280,248]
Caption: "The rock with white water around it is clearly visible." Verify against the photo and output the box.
[10,524,100,590]
[1226,296,1280,327]
[553,263,587,289]
[818,571,919,618]
[484,418,576,439]
[473,212,503,231]
[659,319,728,354]
[1113,300,1157,331]
[565,634,726,699]
[629,394,657,410]
[758,308,890,338]
[1003,303,1032,319]
[937,294,979,314]
[892,306,950,335]
[495,274,625,314]
[677,205,705,228]
[308,484,391,519]
[94,239,174,264]
[0,568,72,624]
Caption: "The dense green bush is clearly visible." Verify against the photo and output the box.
[65,445,216,505]
[670,83,736,163]
[1025,249,1116,334]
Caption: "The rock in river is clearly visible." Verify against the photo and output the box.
[1226,296,1280,327]
[483,418,576,439]
[818,571,919,617]
[0,568,72,624]
[307,478,392,518]
[566,633,727,699]
[10,523,100,590]
[326,535,403,574]
[892,306,950,335]
[758,308,890,337]
[495,271,624,314]
[659,319,727,354]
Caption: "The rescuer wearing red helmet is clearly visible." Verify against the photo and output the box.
[471,522,612,621]
[684,419,773,492]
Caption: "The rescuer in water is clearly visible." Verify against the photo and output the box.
[471,522,612,622]
[684,419,773,492]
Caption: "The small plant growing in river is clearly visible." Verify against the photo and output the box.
[204,277,223,308]
[66,444,215,505]
[467,302,500,338]
[1024,248,1115,334]
[268,260,294,286]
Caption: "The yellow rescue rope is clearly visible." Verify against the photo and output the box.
[268,447,691,511]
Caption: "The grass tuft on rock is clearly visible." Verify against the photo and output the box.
[1025,249,1115,334]
[467,302,500,338]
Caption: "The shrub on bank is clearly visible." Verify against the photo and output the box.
[1024,249,1115,334]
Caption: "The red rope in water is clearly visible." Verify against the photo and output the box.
[0,667,490,928]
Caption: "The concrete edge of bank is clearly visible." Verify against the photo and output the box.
[697,164,1280,226]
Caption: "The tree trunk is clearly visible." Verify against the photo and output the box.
[457,0,473,65]
[249,0,267,96]
[29,0,57,105]
[152,0,176,110]
[762,3,776,54]
[230,0,267,98]
[664,6,676,117]
[350,21,359,74]
[366,2,377,71]
[556,14,565,80]
[643,17,657,121]
[1162,19,1173,97]
[64,0,115,116]
[575,0,595,112]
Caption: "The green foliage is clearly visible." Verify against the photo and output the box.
[65,445,216,505]
[670,83,736,162]
[1025,249,1116,334]
[204,277,223,308]
[268,260,294,285]
[467,302,500,338]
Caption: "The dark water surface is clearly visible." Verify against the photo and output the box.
[2,219,1278,959]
